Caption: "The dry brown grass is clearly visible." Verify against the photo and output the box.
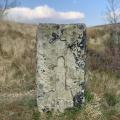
[87,28,109,53]
[0,20,37,93]
[0,20,120,120]
[86,27,120,120]
[0,20,39,120]
[0,96,38,120]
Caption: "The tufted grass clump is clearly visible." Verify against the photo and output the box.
[19,97,37,109]
[104,92,118,106]
[32,109,40,120]
[85,90,94,103]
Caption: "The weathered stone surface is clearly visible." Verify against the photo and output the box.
[36,24,86,112]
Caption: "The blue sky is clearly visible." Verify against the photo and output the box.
[6,0,108,26]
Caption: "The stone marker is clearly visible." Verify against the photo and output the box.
[36,24,86,112]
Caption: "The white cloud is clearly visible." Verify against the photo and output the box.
[4,5,85,24]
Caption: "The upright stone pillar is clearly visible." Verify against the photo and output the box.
[36,24,86,112]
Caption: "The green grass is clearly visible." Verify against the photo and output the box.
[85,90,94,103]
[104,93,118,106]
[32,109,40,120]
[18,97,37,109]
[60,107,82,120]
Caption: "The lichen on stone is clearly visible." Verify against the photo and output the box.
[36,24,86,112]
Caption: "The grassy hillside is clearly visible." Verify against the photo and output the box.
[86,26,120,120]
[0,21,120,120]
[0,20,37,93]
[0,20,38,120]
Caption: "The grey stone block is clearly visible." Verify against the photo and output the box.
[36,24,86,112]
